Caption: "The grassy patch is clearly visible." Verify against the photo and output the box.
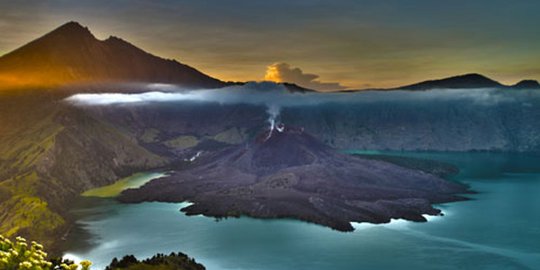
[0,195,64,242]
[140,128,160,143]
[82,172,167,198]
[212,127,246,144]
[164,136,199,149]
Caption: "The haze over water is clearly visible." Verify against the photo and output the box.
[63,152,540,270]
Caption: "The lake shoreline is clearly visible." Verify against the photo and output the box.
[60,152,540,270]
[60,152,469,253]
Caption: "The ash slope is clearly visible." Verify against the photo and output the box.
[119,127,469,231]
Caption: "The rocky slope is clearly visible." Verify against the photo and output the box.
[77,91,540,154]
[119,126,469,232]
[0,91,166,247]
[282,99,540,152]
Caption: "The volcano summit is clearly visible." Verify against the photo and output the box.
[119,125,469,231]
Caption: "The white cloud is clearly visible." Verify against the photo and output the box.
[65,82,527,109]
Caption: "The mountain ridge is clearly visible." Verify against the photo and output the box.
[391,73,539,91]
[512,79,540,89]
[0,21,537,92]
[0,21,226,89]
[397,73,503,90]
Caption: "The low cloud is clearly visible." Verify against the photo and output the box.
[66,82,523,108]
[264,62,346,91]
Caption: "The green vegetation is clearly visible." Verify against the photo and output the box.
[1,235,206,270]
[163,136,199,149]
[82,172,167,198]
[139,129,160,144]
[0,196,64,240]
[0,235,91,270]
[0,101,63,179]
[0,94,67,246]
[0,92,168,248]
[106,253,205,270]
[211,127,246,145]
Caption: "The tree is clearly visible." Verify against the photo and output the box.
[0,234,92,270]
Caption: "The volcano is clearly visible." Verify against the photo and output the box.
[0,21,225,89]
[119,125,469,231]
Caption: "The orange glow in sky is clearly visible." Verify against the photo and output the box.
[263,65,282,83]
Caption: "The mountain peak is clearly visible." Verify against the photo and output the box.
[46,21,94,40]
[512,79,540,89]
[58,21,87,30]
[458,73,487,78]
[106,35,123,41]
[399,73,503,90]
[0,21,226,90]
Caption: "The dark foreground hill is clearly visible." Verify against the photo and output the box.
[106,252,205,270]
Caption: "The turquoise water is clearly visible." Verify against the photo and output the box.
[63,152,540,270]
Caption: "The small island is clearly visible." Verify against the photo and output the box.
[119,125,470,231]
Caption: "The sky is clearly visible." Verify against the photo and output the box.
[0,0,539,90]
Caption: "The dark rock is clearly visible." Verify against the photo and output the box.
[119,125,470,231]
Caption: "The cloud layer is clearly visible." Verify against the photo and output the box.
[65,82,535,109]
[264,63,346,91]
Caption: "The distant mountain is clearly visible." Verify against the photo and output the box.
[282,82,317,93]
[511,80,540,89]
[397,73,539,90]
[1,21,537,92]
[0,21,226,89]
[398,73,503,90]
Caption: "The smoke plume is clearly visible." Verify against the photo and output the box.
[264,62,347,91]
